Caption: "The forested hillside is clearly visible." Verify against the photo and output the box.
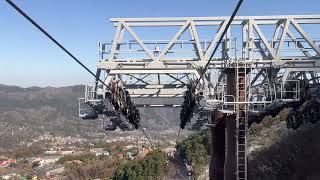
[174,109,320,180]
[0,84,180,150]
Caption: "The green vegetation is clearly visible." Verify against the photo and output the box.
[31,161,40,168]
[56,154,96,164]
[174,109,320,180]
[249,121,320,180]
[65,158,120,179]
[26,174,33,180]
[176,130,211,175]
[112,150,167,180]
[248,109,289,149]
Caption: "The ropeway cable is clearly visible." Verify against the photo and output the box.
[140,126,156,150]
[4,0,144,131]
[4,0,112,91]
[179,0,244,131]
[175,128,181,145]
[195,0,244,87]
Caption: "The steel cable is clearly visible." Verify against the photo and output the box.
[140,126,155,150]
[175,128,181,145]
[195,0,244,87]
[4,0,141,128]
[179,0,244,130]
[4,0,111,90]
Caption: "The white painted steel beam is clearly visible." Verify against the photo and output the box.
[290,18,320,56]
[276,19,290,58]
[110,15,320,22]
[157,21,191,61]
[204,20,229,60]
[189,21,204,61]
[122,22,156,61]
[252,21,276,59]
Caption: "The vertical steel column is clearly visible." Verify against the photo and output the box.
[224,114,237,180]
[225,69,237,180]
[248,19,254,60]
[210,110,226,180]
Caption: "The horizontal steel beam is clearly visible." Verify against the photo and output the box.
[114,19,320,27]
[107,69,200,74]
[130,94,184,98]
[135,104,181,108]
[124,84,187,89]
[127,88,187,95]
[110,15,320,22]
[98,59,320,70]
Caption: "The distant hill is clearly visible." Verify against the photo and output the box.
[0,84,93,149]
[0,84,181,150]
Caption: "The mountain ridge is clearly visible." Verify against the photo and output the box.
[0,84,181,150]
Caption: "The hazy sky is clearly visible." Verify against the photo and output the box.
[1,0,319,87]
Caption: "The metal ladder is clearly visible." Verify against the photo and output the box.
[236,59,247,180]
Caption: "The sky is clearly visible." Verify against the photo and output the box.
[0,0,319,87]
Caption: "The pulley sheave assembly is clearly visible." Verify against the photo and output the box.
[108,79,141,129]
[180,82,197,129]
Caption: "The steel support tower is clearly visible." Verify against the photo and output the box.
[80,15,320,180]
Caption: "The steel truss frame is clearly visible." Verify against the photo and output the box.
[80,15,320,180]
[93,15,320,107]
[77,15,320,180]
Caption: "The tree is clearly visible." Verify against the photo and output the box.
[32,161,40,168]
[112,150,166,180]
[176,130,211,175]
